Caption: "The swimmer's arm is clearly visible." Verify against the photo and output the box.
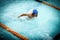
[18,14,29,18]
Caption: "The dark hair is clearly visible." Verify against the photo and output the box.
[32,13,37,17]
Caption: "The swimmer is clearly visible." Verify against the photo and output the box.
[18,9,38,18]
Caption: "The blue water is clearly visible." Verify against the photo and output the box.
[0,27,20,40]
[0,1,59,40]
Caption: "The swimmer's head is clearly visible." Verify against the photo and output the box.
[32,9,38,17]
[33,9,38,14]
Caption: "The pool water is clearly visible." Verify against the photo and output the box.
[0,1,59,40]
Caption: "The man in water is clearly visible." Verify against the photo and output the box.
[18,9,38,18]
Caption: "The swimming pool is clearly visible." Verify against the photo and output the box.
[0,1,59,40]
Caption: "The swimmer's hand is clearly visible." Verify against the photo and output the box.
[18,15,22,18]
[18,16,21,18]
[18,16,20,18]
[18,14,28,18]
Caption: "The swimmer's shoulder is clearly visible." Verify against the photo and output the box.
[28,13,32,16]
